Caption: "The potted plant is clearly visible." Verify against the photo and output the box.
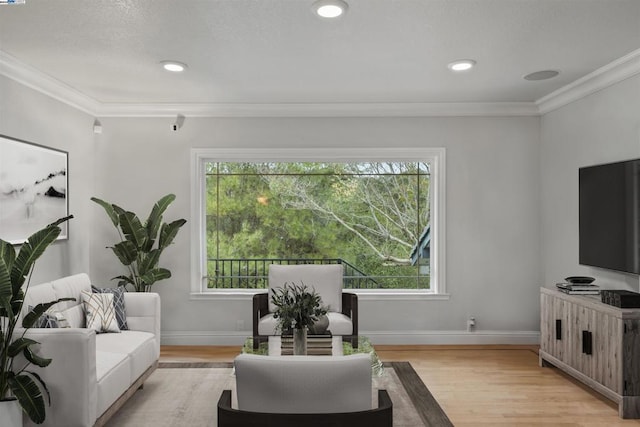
[0,216,74,425]
[270,282,327,355]
[91,194,186,292]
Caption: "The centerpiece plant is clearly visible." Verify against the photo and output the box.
[270,282,327,355]
[91,194,186,292]
[0,216,74,425]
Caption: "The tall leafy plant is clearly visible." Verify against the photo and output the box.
[0,216,74,424]
[91,194,186,292]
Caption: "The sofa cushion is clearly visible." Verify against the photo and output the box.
[257,313,279,336]
[95,350,131,416]
[96,331,158,382]
[22,273,91,323]
[326,312,353,335]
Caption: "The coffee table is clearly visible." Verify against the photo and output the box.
[267,335,343,356]
[242,335,384,376]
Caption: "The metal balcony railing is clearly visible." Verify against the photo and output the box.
[205,258,380,289]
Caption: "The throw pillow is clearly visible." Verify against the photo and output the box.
[81,290,120,333]
[27,306,70,328]
[91,285,128,330]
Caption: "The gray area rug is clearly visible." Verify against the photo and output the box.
[105,361,452,427]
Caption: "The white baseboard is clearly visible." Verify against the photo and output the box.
[161,330,540,346]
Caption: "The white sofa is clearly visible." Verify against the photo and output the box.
[19,273,160,427]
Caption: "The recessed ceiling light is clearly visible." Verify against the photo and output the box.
[161,61,188,73]
[447,59,476,72]
[312,0,348,18]
[523,70,559,81]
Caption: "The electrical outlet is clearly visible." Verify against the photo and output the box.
[467,317,476,332]
[236,320,245,331]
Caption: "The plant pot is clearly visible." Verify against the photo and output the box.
[0,398,23,427]
[293,328,307,355]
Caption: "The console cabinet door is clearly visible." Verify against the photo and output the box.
[622,319,640,396]
[540,293,555,357]
[592,310,622,393]
[541,293,568,361]
[566,302,596,377]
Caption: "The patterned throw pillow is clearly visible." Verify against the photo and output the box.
[27,306,70,328]
[81,290,120,333]
[91,285,128,330]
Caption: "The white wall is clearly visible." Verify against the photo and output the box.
[90,115,542,344]
[540,74,640,292]
[0,75,94,284]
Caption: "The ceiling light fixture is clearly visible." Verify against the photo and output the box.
[447,59,476,72]
[161,61,188,73]
[313,0,348,18]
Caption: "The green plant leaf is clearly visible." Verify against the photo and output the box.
[23,345,52,368]
[138,249,161,276]
[112,204,126,217]
[90,197,120,227]
[140,268,171,287]
[11,225,62,293]
[158,219,187,249]
[0,240,15,318]
[118,211,147,249]
[7,337,38,358]
[9,373,47,424]
[144,194,176,251]
[0,239,16,278]
[111,275,135,289]
[111,241,138,266]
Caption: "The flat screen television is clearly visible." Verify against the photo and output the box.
[579,159,640,274]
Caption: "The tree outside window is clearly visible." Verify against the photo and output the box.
[205,162,431,290]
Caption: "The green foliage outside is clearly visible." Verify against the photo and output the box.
[206,162,430,289]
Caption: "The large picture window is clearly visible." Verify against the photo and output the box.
[191,148,445,296]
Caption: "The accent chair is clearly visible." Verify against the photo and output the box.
[217,353,392,427]
[252,263,358,349]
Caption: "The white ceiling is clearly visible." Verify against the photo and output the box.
[0,0,639,115]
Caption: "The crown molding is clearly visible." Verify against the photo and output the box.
[2,47,638,118]
[0,50,99,115]
[536,48,640,115]
[0,49,537,118]
[95,101,538,118]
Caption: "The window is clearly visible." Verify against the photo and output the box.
[191,148,446,297]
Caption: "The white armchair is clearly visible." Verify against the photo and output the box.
[217,353,392,427]
[252,264,358,349]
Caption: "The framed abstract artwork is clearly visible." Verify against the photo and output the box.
[0,134,68,244]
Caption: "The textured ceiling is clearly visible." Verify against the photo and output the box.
[0,0,639,107]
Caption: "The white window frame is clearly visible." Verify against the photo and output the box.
[190,147,447,301]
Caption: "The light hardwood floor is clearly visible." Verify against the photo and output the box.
[160,344,640,426]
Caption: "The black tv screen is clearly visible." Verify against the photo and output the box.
[579,159,640,274]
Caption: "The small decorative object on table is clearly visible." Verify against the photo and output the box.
[270,282,327,355]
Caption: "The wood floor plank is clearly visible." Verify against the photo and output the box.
[160,345,640,425]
